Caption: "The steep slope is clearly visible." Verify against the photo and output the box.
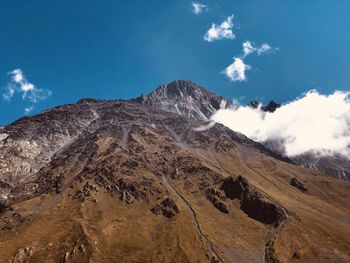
[0,99,349,263]
[292,153,350,180]
[133,80,230,120]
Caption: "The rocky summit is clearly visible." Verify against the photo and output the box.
[0,81,349,263]
[133,80,230,120]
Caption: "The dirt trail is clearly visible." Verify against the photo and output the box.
[161,173,224,263]
[263,219,287,263]
[238,146,289,263]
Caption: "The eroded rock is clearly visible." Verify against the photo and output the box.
[11,247,33,263]
[206,188,229,213]
[290,178,308,193]
[151,197,180,218]
[74,182,99,201]
[0,202,7,214]
[221,176,288,225]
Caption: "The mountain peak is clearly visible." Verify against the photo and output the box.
[249,100,280,113]
[154,80,208,98]
[133,80,230,120]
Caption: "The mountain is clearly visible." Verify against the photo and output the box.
[0,81,349,263]
[292,153,350,180]
[133,80,230,120]
[134,81,350,181]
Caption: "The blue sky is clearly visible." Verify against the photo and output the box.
[1,0,350,125]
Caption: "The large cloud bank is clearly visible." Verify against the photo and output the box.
[211,90,350,157]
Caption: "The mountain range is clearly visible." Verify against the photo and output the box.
[0,80,349,263]
[134,80,350,181]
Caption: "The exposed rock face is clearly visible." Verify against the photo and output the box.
[206,187,229,213]
[249,100,280,113]
[0,180,11,205]
[292,153,350,181]
[264,141,350,181]
[262,101,281,113]
[290,178,308,193]
[60,243,87,263]
[11,247,33,263]
[133,80,230,120]
[240,188,287,226]
[0,202,7,213]
[151,197,180,218]
[0,101,100,185]
[74,182,99,201]
[221,176,288,225]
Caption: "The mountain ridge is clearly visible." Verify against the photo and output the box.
[0,80,349,262]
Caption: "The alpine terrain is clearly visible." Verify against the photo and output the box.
[0,80,349,263]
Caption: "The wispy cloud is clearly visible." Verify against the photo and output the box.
[24,105,35,115]
[3,68,52,114]
[204,15,235,42]
[242,41,278,58]
[242,41,256,57]
[192,2,208,15]
[223,57,250,82]
[212,90,350,157]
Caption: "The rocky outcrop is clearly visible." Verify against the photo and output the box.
[290,178,308,193]
[10,247,33,263]
[221,176,288,226]
[74,182,99,201]
[206,187,229,213]
[0,203,7,214]
[151,197,180,218]
[249,100,280,113]
[60,243,87,263]
[292,153,350,181]
[0,101,100,185]
[133,80,230,121]
[262,101,280,113]
[115,178,153,204]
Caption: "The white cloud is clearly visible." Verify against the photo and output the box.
[242,41,276,58]
[12,69,24,82]
[222,41,278,82]
[223,57,250,82]
[242,41,255,57]
[192,2,208,15]
[204,15,235,42]
[211,90,350,157]
[3,69,52,103]
[257,43,273,55]
[24,105,35,115]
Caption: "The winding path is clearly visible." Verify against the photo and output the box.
[161,173,224,263]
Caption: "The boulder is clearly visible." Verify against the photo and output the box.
[221,176,287,225]
[11,247,33,263]
[74,182,99,202]
[290,178,308,193]
[151,197,180,218]
[0,202,7,214]
[206,188,229,213]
